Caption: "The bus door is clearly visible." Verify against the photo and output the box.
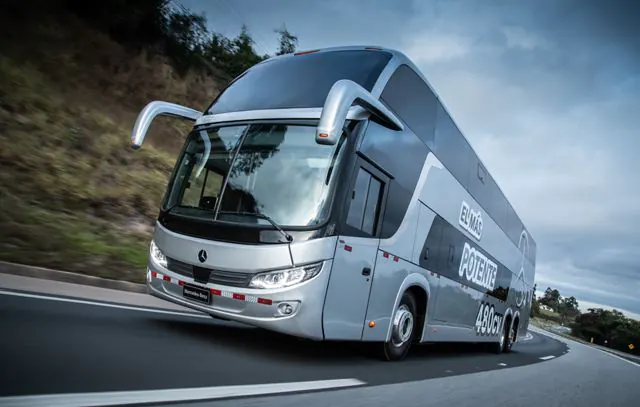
[323,158,390,340]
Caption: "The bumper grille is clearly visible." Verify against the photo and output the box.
[166,257,252,288]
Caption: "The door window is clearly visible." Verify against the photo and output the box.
[346,167,383,235]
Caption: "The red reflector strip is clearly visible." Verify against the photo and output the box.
[318,133,329,138]
[294,49,319,56]
[383,252,389,258]
[154,274,271,306]
[344,245,352,252]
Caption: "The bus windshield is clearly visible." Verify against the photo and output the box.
[162,123,346,228]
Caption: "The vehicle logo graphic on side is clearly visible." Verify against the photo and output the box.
[515,230,529,308]
[459,200,483,241]
[197,249,208,263]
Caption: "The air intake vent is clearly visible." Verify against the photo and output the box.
[166,257,253,288]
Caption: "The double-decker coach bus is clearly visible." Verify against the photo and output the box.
[130,46,537,361]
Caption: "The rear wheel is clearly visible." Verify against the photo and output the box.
[505,320,518,353]
[378,291,417,361]
[490,317,509,354]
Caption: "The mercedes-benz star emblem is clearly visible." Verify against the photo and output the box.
[197,249,207,263]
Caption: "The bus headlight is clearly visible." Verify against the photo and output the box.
[150,240,168,269]
[249,262,322,289]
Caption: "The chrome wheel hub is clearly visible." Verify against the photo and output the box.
[499,324,506,349]
[391,304,414,347]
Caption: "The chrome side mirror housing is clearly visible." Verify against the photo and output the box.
[316,79,404,145]
[130,101,202,149]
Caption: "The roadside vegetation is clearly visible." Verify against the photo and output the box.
[530,285,639,356]
[0,0,298,282]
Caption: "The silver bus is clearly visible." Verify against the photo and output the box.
[131,46,537,361]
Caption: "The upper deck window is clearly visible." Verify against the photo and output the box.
[207,50,393,114]
[380,64,437,146]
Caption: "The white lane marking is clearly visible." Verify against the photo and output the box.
[522,332,534,341]
[539,355,555,360]
[0,379,366,407]
[592,348,640,368]
[530,326,640,368]
[0,289,210,319]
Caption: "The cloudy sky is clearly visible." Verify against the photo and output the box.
[178,0,640,319]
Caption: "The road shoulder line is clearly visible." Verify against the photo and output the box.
[0,261,145,293]
[0,289,208,319]
[530,326,640,368]
[0,379,367,407]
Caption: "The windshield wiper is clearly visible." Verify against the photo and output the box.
[217,211,293,242]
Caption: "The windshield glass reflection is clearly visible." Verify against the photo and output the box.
[163,123,346,228]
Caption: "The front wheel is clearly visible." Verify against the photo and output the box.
[377,291,417,361]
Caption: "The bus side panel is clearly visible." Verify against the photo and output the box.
[361,251,435,342]
[361,178,438,343]
[418,155,534,329]
[322,236,379,341]
[425,277,509,343]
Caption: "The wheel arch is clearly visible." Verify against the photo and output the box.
[512,310,521,339]
[385,273,431,343]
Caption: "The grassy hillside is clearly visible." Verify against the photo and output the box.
[0,5,241,282]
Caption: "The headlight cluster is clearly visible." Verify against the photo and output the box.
[149,239,322,290]
[249,263,323,289]
[150,240,168,268]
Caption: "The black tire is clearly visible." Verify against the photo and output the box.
[505,320,518,353]
[377,291,417,362]
[490,318,510,354]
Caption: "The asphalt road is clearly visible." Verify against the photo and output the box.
[0,275,637,407]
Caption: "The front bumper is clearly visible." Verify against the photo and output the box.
[145,261,332,340]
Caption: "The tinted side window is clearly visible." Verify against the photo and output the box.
[346,168,383,235]
[434,103,472,189]
[208,50,392,114]
[358,121,430,239]
[380,64,437,147]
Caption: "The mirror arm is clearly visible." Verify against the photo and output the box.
[131,101,202,149]
[316,79,404,145]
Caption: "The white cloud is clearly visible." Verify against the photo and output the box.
[405,32,473,65]
[407,25,640,317]
[577,300,640,321]
[418,67,639,241]
[502,26,550,50]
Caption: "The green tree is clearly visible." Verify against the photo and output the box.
[213,25,268,78]
[540,287,561,311]
[275,25,298,55]
[164,5,210,74]
[47,1,297,79]
[62,0,171,49]
[557,296,580,325]
[530,283,541,317]
[572,308,639,355]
